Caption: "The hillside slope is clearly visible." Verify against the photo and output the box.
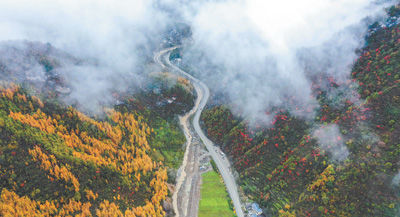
[201,7,400,217]
[0,84,169,216]
[0,69,194,217]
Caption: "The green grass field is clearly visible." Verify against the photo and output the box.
[198,170,236,217]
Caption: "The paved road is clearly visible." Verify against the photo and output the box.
[156,47,245,217]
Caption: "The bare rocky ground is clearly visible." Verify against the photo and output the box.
[173,117,211,217]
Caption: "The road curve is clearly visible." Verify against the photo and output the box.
[156,47,245,217]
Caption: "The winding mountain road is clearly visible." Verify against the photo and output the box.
[155,47,244,217]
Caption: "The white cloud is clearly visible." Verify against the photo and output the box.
[0,0,171,113]
[181,0,393,124]
[313,124,349,162]
[0,0,395,117]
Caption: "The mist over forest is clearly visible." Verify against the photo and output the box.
[0,1,399,217]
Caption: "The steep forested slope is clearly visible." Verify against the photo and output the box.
[0,84,168,216]
[0,75,193,216]
[201,7,400,217]
[0,36,195,216]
